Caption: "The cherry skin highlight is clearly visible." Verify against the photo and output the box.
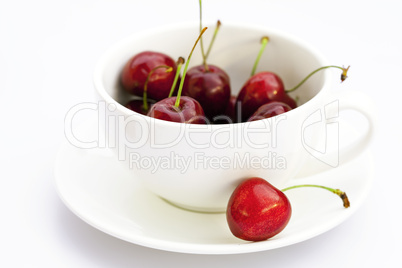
[247,101,292,122]
[147,96,206,124]
[120,51,178,101]
[226,177,292,241]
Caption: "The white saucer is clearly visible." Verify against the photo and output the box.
[54,120,373,254]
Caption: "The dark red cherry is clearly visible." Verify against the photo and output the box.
[186,7,229,122]
[182,64,231,121]
[213,95,236,124]
[147,28,208,124]
[225,95,237,122]
[125,98,155,115]
[147,96,206,124]
[120,51,178,101]
[236,72,297,122]
[247,101,292,122]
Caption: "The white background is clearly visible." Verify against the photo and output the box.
[1,0,401,267]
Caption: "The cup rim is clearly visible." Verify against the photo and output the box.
[93,21,332,128]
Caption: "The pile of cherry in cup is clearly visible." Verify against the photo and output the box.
[120,23,348,125]
[119,20,351,242]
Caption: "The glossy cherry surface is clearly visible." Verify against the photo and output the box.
[120,51,178,101]
[247,101,292,121]
[236,71,297,122]
[227,177,292,241]
[147,96,206,124]
[182,64,231,121]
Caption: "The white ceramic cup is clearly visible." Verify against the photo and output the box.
[92,22,375,212]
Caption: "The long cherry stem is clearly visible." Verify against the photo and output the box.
[251,36,269,77]
[168,57,185,98]
[199,0,208,71]
[205,20,221,61]
[143,65,172,111]
[175,27,208,108]
[286,65,350,93]
[281,184,350,208]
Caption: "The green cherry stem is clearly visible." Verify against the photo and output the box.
[175,27,208,108]
[286,65,350,93]
[198,0,208,71]
[204,20,221,61]
[281,184,350,208]
[168,57,185,98]
[143,65,173,111]
[251,36,269,77]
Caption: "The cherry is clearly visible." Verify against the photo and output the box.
[236,36,350,122]
[224,95,237,123]
[182,64,231,120]
[227,177,350,242]
[211,94,237,124]
[147,96,205,124]
[236,71,297,122]
[182,2,231,121]
[226,177,292,241]
[236,37,296,122]
[125,64,176,115]
[247,101,292,122]
[120,51,179,101]
[226,95,237,119]
[147,28,208,124]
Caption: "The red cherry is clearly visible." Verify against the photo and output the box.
[247,101,292,122]
[226,177,292,241]
[235,36,296,122]
[147,28,208,124]
[237,63,351,123]
[224,95,237,122]
[120,51,178,101]
[184,12,230,121]
[147,96,206,124]
[212,94,236,124]
[182,64,231,121]
[227,177,351,242]
[236,72,297,122]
